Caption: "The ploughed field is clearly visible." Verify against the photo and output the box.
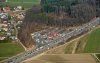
[23,54,97,63]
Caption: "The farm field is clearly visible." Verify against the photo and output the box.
[7,0,41,2]
[0,40,25,61]
[22,54,97,63]
[70,27,100,53]
[0,0,41,8]
[84,28,100,53]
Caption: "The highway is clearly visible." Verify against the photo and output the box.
[2,18,100,63]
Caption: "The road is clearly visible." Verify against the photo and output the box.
[1,18,100,63]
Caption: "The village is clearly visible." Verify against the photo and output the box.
[0,5,25,41]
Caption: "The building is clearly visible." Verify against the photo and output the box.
[3,6,10,12]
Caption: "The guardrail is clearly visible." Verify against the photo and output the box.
[1,18,100,63]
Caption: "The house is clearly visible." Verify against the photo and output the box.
[14,6,22,11]
[3,6,10,12]
[0,13,8,20]
[10,36,18,40]
[0,36,6,40]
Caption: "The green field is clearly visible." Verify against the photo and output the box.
[7,0,40,2]
[0,0,41,8]
[0,41,24,61]
[84,28,100,53]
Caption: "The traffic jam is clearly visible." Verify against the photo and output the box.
[31,27,72,47]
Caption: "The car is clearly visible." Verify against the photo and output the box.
[41,41,44,44]
[36,48,39,51]
[42,35,47,38]
[93,26,95,28]
[31,33,34,36]
[45,40,49,43]
[47,47,50,49]
[40,46,43,49]
[36,39,40,42]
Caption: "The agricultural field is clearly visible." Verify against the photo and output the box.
[23,54,97,63]
[72,28,100,53]
[66,27,100,53]
[0,40,25,61]
[0,0,41,8]
[7,0,40,2]
[84,28,100,53]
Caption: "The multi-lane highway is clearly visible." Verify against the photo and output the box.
[32,28,71,47]
[2,18,100,63]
